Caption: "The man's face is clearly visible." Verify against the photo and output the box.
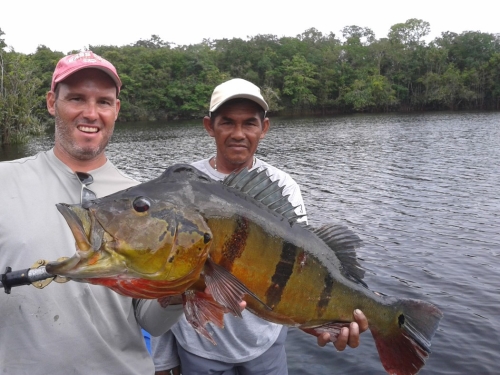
[47,69,120,164]
[204,101,269,173]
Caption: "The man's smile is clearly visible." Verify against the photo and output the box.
[78,125,99,133]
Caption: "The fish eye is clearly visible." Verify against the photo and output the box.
[133,196,151,212]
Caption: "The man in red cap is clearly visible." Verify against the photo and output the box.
[0,51,183,374]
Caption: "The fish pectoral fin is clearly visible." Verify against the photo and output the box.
[299,322,351,342]
[203,258,272,318]
[182,289,225,345]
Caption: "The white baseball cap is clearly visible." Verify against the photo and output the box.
[209,78,269,112]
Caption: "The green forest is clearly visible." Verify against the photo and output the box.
[1,19,500,144]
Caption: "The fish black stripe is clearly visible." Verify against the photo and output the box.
[316,273,334,317]
[265,241,296,309]
[220,217,249,271]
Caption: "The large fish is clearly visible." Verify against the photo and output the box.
[47,164,442,375]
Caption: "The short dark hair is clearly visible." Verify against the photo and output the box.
[209,98,266,124]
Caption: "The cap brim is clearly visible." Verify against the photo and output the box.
[210,94,269,112]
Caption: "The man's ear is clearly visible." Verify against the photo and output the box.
[260,118,270,139]
[203,116,215,137]
[47,91,56,116]
[115,99,121,121]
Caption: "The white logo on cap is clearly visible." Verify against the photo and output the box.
[68,51,103,64]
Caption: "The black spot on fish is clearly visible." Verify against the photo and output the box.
[316,273,334,317]
[265,241,296,308]
[398,314,405,328]
[168,256,175,263]
[159,231,167,242]
[204,233,211,244]
[54,315,59,322]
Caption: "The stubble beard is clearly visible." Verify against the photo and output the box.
[54,111,113,161]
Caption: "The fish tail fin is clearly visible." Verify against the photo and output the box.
[371,298,443,375]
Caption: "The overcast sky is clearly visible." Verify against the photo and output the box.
[2,1,498,54]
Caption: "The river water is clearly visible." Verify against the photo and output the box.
[1,112,499,374]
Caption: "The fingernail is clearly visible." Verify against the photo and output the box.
[354,309,361,315]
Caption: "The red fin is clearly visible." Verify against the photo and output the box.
[300,322,350,342]
[182,290,225,345]
[372,298,443,375]
[203,258,271,318]
[372,327,428,375]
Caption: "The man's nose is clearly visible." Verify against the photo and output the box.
[82,101,98,121]
[231,124,245,138]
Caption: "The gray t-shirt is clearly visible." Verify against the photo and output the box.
[151,157,307,369]
[0,149,182,375]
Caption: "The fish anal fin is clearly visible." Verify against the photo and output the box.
[182,290,225,345]
[203,258,271,318]
[299,322,350,342]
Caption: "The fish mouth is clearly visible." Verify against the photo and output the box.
[46,203,124,278]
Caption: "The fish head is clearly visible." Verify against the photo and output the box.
[47,194,212,283]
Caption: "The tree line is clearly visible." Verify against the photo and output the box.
[1,19,500,144]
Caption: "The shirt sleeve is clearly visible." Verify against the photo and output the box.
[134,299,184,336]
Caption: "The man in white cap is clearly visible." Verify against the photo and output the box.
[151,78,368,375]
[0,51,183,374]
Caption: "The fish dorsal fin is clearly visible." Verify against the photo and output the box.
[223,167,305,224]
[311,224,367,287]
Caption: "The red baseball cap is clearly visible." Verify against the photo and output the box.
[51,51,122,93]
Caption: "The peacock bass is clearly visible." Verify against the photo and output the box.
[47,164,442,375]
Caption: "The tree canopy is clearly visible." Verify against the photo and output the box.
[1,20,500,144]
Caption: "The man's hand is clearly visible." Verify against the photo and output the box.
[317,309,368,350]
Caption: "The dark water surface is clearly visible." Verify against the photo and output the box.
[2,112,499,374]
